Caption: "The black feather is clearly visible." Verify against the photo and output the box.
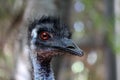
[28,16,71,39]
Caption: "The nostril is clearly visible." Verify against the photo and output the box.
[66,46,75,49]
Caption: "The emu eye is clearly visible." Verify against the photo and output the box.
[39,32,51,40]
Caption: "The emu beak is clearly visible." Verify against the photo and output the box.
[53,38,84,56]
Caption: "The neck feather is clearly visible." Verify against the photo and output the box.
[30,54,55,80]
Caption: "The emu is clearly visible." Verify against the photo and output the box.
[28,16,84,80]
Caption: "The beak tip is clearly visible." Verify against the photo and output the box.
[80,51,84,56]
[72,49,84,57]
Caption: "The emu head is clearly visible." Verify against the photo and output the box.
[28,16,83,61]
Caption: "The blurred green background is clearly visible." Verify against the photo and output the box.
[0,0,120,80]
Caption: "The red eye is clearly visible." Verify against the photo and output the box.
[39,32,50,40]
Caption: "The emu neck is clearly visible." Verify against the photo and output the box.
[31,54,54,80]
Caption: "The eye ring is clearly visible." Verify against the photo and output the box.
[39,32,51,40]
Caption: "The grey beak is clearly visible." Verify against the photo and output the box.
[53,38,84,56]
[64,40,84,56]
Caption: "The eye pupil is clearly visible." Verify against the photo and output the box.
[40,32,50,40]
